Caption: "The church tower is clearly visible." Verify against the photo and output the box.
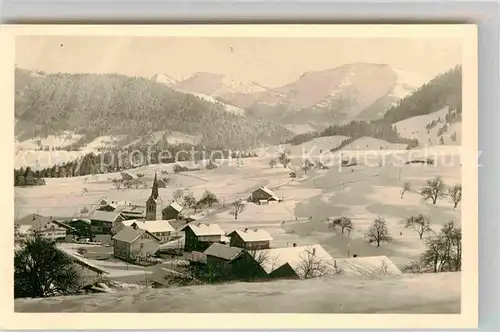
[145,172,163,221]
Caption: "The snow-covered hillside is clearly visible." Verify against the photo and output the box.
[394,107,462,146]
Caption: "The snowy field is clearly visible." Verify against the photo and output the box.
[15,272,460,313]
[15,141,462,271]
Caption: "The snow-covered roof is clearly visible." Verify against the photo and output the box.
[59,247,109,275]
[254,186,280,200]
[90,210,123,222]
[228,229,273,242]
[167,201,184,212]
[112,226,160,244]
[255,244,335,277]
[334,256,402,277]
[133,220,175,234]
[204,243,243,261]
[181,223,225,236]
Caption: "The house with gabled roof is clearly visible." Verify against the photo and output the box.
[251,186,280,204]
[162,201,184,220]
[181,223,226,252]
[228,228,273,250]
[115,219,175,243]
[89,210,125,234]
[203,243,244,279]
[112,224,161,261]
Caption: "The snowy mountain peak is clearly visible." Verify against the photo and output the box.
[151,73,177,86]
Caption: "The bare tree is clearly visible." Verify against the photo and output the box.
[400,182,411,199]
[420,176,447,204]
[173,189,184,203]
[403,221,461,273]
[448,184,462,208]
[183,192,196,209]
[366,217,392,247]
[296,249,340,279]
[404,213,432,239]
[331,216,353,235]
[229,199,246,220]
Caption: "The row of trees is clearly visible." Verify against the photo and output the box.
[405,177,462,208]
[14,167,45,187]
[14,144,259,185]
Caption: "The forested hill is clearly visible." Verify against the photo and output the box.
[14,68,293,149]
[381,65,461,124]
[285,65,462,146]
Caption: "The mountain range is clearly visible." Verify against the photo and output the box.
[152,62,426,132]
[14,63,460,153]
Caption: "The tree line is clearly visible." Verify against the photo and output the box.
[14,143,259,184]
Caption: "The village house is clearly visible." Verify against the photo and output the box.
[162,201,184,220]
[115,219,175,243]
[97,200,146,220]
[112,224,161,261]
[89,210,126,234]
[14,214,71,241]
[227,228,273,250]
[181,223,226,252]
[66,218,92,239]
[251,186,280,205]
[204,243,244,279]
[228,244,336,281]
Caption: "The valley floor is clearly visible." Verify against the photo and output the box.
[14,272,461,313]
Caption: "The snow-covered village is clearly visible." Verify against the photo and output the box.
[13,33,466,314]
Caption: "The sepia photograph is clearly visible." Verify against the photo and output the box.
[1,24,478,329]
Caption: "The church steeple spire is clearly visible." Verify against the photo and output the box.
[151,171,159,200]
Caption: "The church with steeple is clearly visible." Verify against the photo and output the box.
[145,172,164,221]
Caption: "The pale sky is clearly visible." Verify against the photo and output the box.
[16,36,462,87]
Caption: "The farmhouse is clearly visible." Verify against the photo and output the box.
[181,223,226,252]
[204,243,243,279]
[97,201,146,220]
[251,186,280,204]
[14,214,70,241]
[66,218,92,238]
[89,210,125,234]
[112,224,161,261]
[115,220,175,243]
[227,228,273,250]
[162,201,184,220]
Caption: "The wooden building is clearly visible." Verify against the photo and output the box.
[227,228,273,250]
[251,186,280,204]
[162,201,184,220]
[115,219,175,243]
[112,224,161,261]
[181,223,225,252]
[204,243,243,279]
[89,211,125,234]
